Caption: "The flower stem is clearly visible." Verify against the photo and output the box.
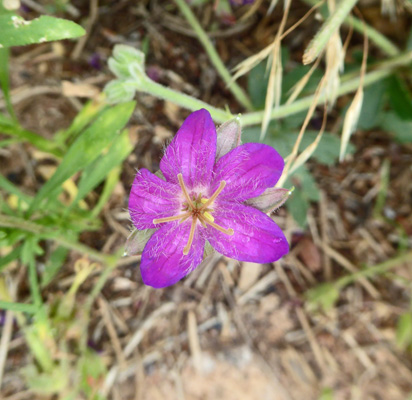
[142,79,233,122]
[173,0,253,111]
[131,51,411,126]
[336,250,412,289]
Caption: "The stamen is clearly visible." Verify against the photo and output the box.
[198,214,234,236]
[199,181,226,211]
[153,211,191,224]
[183,216,197,255]
[177,173,195,209]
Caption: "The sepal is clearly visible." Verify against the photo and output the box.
[124,228,156,256]
[246,187,294,214]
[216,116,242,160]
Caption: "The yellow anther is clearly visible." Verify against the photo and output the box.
[203,211,214,222]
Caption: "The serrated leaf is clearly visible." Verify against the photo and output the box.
[0,14,85,47]
[28,101,135,213]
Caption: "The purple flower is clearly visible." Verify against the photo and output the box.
[128,109,289,288]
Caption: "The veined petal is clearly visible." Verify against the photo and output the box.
[140,221,205,288]
[160,109,217,189]
[211,143,284,201]
[129,169,180,230]
[206,201,289,263]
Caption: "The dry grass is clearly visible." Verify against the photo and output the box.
[1,1,412,399]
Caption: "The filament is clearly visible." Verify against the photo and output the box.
[183,216,197,255]
[199,181,226,211]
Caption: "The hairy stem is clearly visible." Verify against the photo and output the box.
[173,0,253,110]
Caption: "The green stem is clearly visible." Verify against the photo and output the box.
[28,256,42,308]
[132,51,411,126]
[0,300,38,314]
[142,79,233,122]
[303,0,359,64]
[0,214,115,266]
[336,250,412,289]
[345,14,400,56]
[241,51,412,126]
[173,0,253,110]
[301,0,400,57]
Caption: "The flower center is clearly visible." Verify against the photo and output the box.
[153,173,234,255]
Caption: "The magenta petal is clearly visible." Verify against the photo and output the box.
[129,169,180,230]
[140,222,205,288]
[206,201,289,263]
[160,109,217,189]
[211,143,284,201]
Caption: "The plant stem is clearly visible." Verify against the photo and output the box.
[0,300,38,314]
[0,214,115,266]
[336,250,412,289]
[301,0,400,57]
[28,256,42,309]
[303,0,359,64]
[142,79,233,122]
[241,51,412,126]
[345,14,399,56]
[173,0,253,110]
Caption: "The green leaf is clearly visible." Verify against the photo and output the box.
[306,283,340,312]
[0,14,85,47]
[357,80,387,130]
[41,246,70,287]
[0,48,16,120]
[318,387,334,400]
[56,100,108,144]
[396,312,412,350]
[0,245,21,272]
[285,166,320,227]
[243,128,352,166]
[387,75,412,120]
[0,113,63,156]
[0,300,38,313]
[69,128,133,209]
[248,62,268,110]
[380,112,412,144]
[28,101,135,213]
[90,166,121,218]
